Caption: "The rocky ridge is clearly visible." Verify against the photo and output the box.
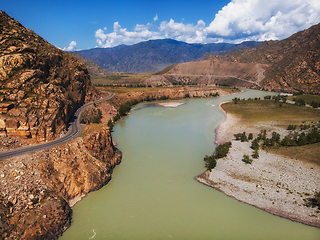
[0,11,98,142]
[0,128,121,239]
[154,23,320,94]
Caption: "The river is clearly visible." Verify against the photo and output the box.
[60,90,320,239]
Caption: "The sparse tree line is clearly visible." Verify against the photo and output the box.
[231,122,320,165]
[184,92,219,98]
[204,142,232,171]
[107,95,171,130]
[232,94,320,108]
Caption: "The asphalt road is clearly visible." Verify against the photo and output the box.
[0,91,115,160]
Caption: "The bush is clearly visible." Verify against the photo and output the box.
[92,109,102,123]
[107,119,114,130]
[287,124,297,130]
[248,133,253,140]
[214,142,232,159]
[257,130,267,141]
[204,155,217,172]
[241,132,248,142]
[243,154,253,164]
[252,149,259,159]
[294,98,306,106]
[251,138,260,150]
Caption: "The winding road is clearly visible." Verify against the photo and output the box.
[0,91,115,160]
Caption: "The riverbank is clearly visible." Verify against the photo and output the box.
[196,102,320,228]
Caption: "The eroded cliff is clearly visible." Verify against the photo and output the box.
[0,11,98,141]
[0,128,121,239]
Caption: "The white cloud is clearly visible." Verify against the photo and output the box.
[154,14,158,21]
[206,0,320,42]
[95,0,320,48]
[63,41,77,51]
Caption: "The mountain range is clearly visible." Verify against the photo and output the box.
[73,39,261,74]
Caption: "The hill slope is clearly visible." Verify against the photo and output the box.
[0,11,98,141]
[74,39,260,73]
[69,52,109,79]
[209,23,320,94]
[162,23,320,94]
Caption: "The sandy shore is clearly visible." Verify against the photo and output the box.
[157,102,185,108]
[196,102,320,228]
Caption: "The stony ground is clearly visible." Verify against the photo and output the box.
[196,104,320,228]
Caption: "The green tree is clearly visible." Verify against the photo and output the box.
[107,119,114,130]
[241,132,248,142]
[214,142,232,159]
[252,149,259,159]
[204,155,217,172]
[243,154,253,164]
[251,138,260,150]
[248,133,253,140]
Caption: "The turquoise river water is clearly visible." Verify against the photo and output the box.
[60,90,320,239]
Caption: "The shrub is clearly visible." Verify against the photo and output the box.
[251,138,260,150]
[204,155,217,172]
[107,119,114,130]
[243,154,253,164]
[248,133,253,140]
[241,132,248,142]
[214,142,232,159]
[287,124,297,130]
[252,149,259,159]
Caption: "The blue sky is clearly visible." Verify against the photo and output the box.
[2,0,320,51]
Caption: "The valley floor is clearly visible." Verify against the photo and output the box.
[196,102,320,228]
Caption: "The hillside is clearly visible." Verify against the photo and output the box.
[74,39,260,73]
[207,23,320,94]
[161,23,320,94]
[69,52,109,79]
[0,11,98,141]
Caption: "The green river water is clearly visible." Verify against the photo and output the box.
[60,90,320,240]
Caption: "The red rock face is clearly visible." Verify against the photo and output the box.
[0,128,121,239]
[0,11,98,142]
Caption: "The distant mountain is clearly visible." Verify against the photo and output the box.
[69,52,109,79]
[74,39,261,73]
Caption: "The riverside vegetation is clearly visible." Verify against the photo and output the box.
[197,94,320,228]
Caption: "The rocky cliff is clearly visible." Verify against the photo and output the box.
[0,11,98,141]
[0,128,121,239]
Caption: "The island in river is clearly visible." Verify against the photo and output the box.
[196,99,320,228]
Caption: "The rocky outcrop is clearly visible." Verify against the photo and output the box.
[0,11,98,142]
[0,128,121,239]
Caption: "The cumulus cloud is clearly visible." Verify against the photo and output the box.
[206,0,320,42]
[95,0,320,48]
[63,41,77,51]
[154,14,158,21]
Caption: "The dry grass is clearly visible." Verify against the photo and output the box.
[222,100,320,127]
[80,123,105,138]
[265,143,320,167]
[288,94,320,105]
[222,100,320,166]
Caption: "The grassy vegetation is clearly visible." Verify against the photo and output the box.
[222,100,320,127]
[266,142,320,166]
[288,94,320,105]
[91,78,115,85]
[223,99,320,166]
[97,86,176,94]
[80,123,104,138]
